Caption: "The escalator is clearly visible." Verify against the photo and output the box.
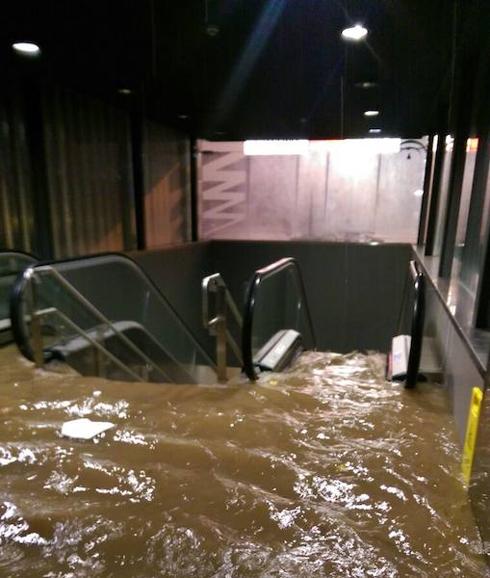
[10,254,216,384]
[387,259,441,388]
[0,251,37,344]
[10,254,315,384]
[241,258,316,380]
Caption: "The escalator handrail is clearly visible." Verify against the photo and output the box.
[10,268,55,362]
[0,249,38,260]
[0,250,38,277]
[9,251,215,369]
[242,257,316,381]
[405,260,425,388]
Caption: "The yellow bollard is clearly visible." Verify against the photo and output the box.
[461,387,484,486]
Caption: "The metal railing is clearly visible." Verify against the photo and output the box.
[12,265,196,383]
[1,250,38,331]
[405,260,425,388]
[242,257,316,381]
[0,250,37,277]
[202,273,242,382]
[32,306,144,382]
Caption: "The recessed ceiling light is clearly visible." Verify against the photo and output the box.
[364,110,379,117]
[369,128,382,134]
[12,42,41,56]
[355,81,378,89]
[206,24,220,37]
[118,88,132,95]
[341,24,368,41]
[178,114,189,120]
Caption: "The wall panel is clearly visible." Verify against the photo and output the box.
[210,239,411,353]
[0,92,35,253]
[143,122,191,248]
[198,139,427,243]
[43,88,137,258]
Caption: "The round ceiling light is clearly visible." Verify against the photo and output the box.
[364,110,379,117]
[355,81,378,89]
[12,42,41,56]
[369,128,382,134]
[341,24,368,41]
[206,24,220,37]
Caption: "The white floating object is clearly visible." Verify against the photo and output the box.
[390,334,411,380]
[61,418,115,440]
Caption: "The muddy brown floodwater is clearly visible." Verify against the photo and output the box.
[0,345,487,577]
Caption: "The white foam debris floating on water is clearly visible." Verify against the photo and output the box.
[61,418,115,440]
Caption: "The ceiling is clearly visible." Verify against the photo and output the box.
[0,0,481,139]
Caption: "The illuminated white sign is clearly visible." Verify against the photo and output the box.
[244,138,401,156]
[243,140,309,156]
[310,138,401,155]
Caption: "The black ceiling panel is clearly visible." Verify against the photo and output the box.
[0,0,482,139]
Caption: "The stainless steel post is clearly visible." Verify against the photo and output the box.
[215,284,227,382]
[29,275,44,369]
[94,325,106,378]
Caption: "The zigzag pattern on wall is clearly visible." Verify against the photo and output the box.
[200,149,247,237]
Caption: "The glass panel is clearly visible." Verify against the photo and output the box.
[250,266,315,362]
[433,136,454,256]
[472,141,490,330]
[460,136,490,297]
[18,255,215,384]
[451,138,478,283]
[22,272,147,381]
[454,138,478,260]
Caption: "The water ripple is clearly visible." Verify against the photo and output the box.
[0,347,486,576]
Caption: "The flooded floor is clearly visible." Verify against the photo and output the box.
[0,345,487,577]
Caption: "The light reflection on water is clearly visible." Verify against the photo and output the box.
[0,346,487,577]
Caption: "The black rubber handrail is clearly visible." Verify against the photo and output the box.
[1,251,39,357]
[10,269,58,363]
[9,251,214,368]
[405,260,425,388]
[242,257,316,381]
[0,249,38,260]
[0,250,38,277]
